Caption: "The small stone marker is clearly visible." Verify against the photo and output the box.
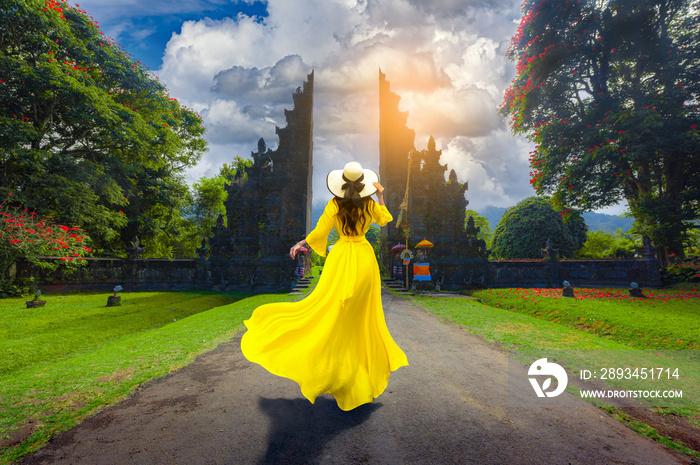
[562,280,575,298]
[26,290,46,308]
[628,282,646,298]
[108,285,123,306]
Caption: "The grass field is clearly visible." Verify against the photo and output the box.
[472,287,700,350]
[0,291,246,375]
[0,270,320,465]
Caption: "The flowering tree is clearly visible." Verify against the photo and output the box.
[501,0,700,259]
[0,0,207,253]
[1,199,92,284]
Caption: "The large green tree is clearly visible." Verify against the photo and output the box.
[501,0,700,259]
[492,197,587,259]
[0,0,207,253]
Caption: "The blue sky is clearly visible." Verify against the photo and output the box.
[77,1,269,70]
[71,0,626,215]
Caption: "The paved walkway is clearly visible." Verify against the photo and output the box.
[21,290,692,464]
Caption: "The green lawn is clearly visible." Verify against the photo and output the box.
[0,291,245,375]
[0,269,321,465]
[472,287,700,350]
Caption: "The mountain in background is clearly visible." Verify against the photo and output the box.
[311,203,634,236]
[580,211,635,233]
[476,206,634,234]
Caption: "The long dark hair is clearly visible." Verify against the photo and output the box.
[334,196,372,236]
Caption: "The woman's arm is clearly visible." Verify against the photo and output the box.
[371,182,393,226]
[295,198,338,259]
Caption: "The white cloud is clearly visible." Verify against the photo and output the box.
[156,0,539,213]
[440,133,533,210]
[213,55,311,104]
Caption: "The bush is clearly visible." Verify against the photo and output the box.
[491,197,586,259]
[663,255,700,285]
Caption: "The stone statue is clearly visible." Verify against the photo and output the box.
[542,238,559,260]
[125,236,145,259]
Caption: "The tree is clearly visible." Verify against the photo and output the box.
[191,175,228,236]
[501,0,700,259]
[219,156,254,185]
[565,210,589,252]
[576,230,617,259]
[187,156,253,240]
[465,209,493,248]
[491,196,587,258]
[0,0,207,254]
[575,228,640,258]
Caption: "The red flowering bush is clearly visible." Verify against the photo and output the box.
[663,255,700,284]
[1,201,93,285]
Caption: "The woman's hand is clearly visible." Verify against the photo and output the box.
[373,182,385,206]
[290,240,307,260]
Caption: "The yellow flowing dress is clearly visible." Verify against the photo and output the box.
[241,198,409,411]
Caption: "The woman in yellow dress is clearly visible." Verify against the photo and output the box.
[241,161,409,411]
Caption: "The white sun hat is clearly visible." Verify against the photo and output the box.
[326,162,379,205]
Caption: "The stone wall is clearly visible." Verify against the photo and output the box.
[18,254,662,294]
[399,256,662,290]
[488,257,662,289]
[15,257,200,293]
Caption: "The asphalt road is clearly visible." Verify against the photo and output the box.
[20,290,693,465]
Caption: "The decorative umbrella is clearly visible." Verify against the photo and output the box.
[415,238,434,248]
[390,243,406,252]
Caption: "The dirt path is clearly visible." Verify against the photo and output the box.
[20,290,693,465]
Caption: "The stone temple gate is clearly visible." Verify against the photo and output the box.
[199,71,314,292]
[378,70,489,289]
[200,69,487,292]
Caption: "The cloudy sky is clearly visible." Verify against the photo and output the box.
[75,0,624,215]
